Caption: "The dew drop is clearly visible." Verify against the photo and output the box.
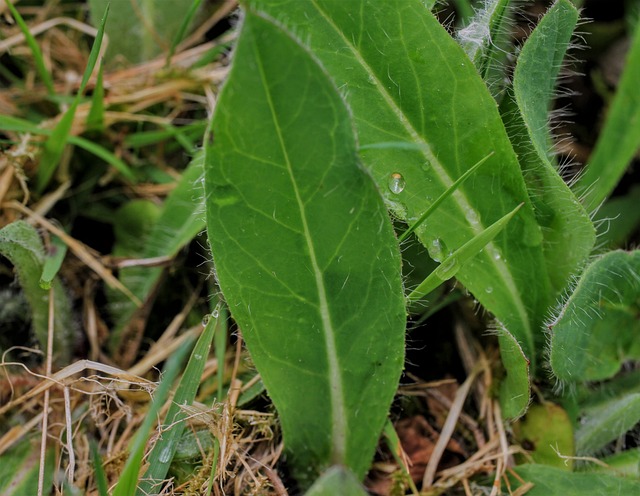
[202,314,212,326]
[427,238,448,262]
[159,447,172,464]
[212,308,220,318]
[465,208,481,226]
[485,286,493,294]
[435,257,460,280]
[388,172,406,194]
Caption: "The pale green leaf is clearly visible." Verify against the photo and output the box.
[205,11,405,486]
[550,250,640,382]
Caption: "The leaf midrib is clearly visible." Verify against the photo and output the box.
[250,19,348,463]
[308,0,532,349]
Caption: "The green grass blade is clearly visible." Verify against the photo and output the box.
[112,337,194,496]
[0,438,55,495]
[36,3,109,192]
[399,152,493,242]
[90,440,109,496]
[137,306,220,494]
[205,11,405,487]
[165,0,204,67]
[497,328,531,419]
[39,234,67,290]
[575,18,640,212]
[0,221,74,363]
[550,250,640,382]
[250,0,553,378]
[505,0,595,296]
[304,466,369,496]
[86,64,105,131]
[511,465,640,495]
[4,0,55,95]
[408,203,522,302]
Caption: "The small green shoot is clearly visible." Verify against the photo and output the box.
[36,4,110,192]
[4,0,55,95]
[40,234,67,290]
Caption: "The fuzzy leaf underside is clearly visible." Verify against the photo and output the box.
[550,250,640,382]
[0,221,74,363]
[205,11,405,486]
[507,0,595,298]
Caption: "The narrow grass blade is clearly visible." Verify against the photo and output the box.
[137,307,220,494]
[550,250,640,382]
[89,440,109,496]
[250,0,553,378]
[0,115,136,181]
[586,448,640,477]
[511,464,640,495]
[86,64,105,131]
[213,303,228,403]
[165,0,204,67]
[206,11,405,486]
[305,466,369,496]
[576,19,640,212]
[123,121,206,150]
[0,221,74,363]
[36,4,109,192]
[112,337,194,496]
[40,234,67,290]
[504,0,594,297]
[4,0,55,95]
[408,203,522,302]
[399,152,493,242]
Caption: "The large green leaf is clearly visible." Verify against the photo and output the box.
[505,0,594,295]
[248,0,554,411]
[205,11,405,486]
[550,250,640,382]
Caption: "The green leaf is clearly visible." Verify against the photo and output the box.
[0,221,74,363]
[585,448,640,477]
[86,64,105,131]
[205,11,405,487]
[575,18,640,212]
[137,306,220,494]
[511,464,640,495]
[0,438,55,495]
[571,370,640,454]
[305,466,369,496]
[504,0,594,296]
[249,0,553,377]
[497,328,531,419]
[593,185,640,248]
[550,250,640,382]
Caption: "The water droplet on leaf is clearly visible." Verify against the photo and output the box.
[159,447,172,464]
[202,314,212,326]
[212,308,219,318]
[427,238,447,262]
[388,172,406,194]
[485,286,493,294]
